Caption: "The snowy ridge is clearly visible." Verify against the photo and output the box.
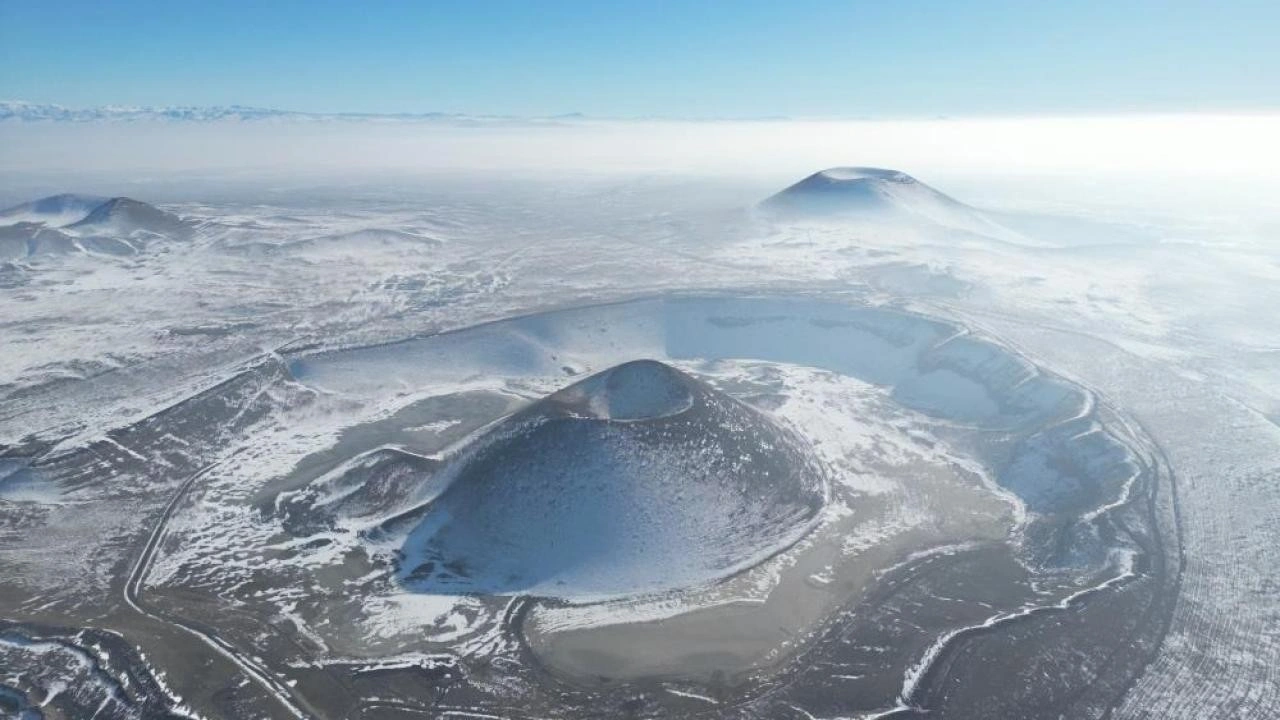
[0,100,579,125]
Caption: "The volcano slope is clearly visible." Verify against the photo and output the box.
[396,359,828,600]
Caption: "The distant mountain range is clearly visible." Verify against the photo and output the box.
[0,100,586,125]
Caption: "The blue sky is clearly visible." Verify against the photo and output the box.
[1,0,1277,117]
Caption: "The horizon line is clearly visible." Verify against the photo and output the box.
[4,99,1280,125]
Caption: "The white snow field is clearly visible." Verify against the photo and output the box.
[1,121,1278,720]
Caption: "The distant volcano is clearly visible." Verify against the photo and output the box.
[0,194,193,243]
[396,360,828,600]
[66,197,194,240]
[0,193,109,228]
[761,167,1024,240]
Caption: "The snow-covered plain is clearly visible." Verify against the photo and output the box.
[1,116,1278,719]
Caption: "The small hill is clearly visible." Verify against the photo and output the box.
[66,197,194,241]
[395,359,828,600]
